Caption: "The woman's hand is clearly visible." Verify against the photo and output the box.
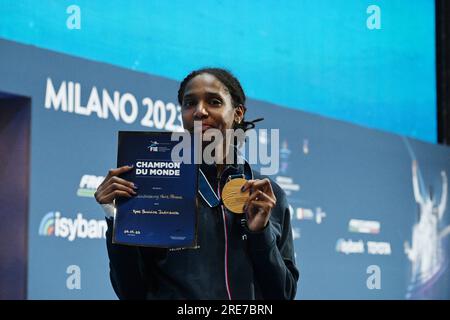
[94,165,137,204]
[241,178,277,232]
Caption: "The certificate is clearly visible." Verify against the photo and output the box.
[113,131,198,248]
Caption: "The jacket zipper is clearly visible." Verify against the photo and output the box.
[217,182,232,300]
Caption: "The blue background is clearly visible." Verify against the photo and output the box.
[0,0,437,142]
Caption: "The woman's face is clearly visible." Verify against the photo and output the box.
[181,73,244,135]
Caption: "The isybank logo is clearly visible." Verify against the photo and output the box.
[39,211,107,241]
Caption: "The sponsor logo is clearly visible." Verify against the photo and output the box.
[335,238,392,255]
[336,238,365,255]
[77,175,104,198]
[39,211,107,241]
[275,176,300,196]
[348,219,381,234]
[279,139,291,175]
[39,211,56,236]
[296,207,314,220]
[367,241,391,255]
[292,206,326,224]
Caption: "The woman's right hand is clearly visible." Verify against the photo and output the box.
[94,165,137,204]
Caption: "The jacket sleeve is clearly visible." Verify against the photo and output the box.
[246,185,300,300]
[105,218,148,300]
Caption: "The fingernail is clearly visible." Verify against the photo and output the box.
[243,204,247,211]
[132,183,138,189]
[241,185,246,192]
[128,164,134,168]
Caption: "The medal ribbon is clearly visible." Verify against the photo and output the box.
[198,160,253,208]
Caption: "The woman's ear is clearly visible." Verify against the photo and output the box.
[234,104,246,123]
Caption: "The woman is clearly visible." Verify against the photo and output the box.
[95,68,299,300]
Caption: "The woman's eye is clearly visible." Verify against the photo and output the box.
[210,99,222,105]
[183,100,195,108]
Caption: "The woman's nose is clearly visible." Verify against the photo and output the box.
[193,102,208,119]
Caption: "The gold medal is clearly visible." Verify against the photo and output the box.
[221,178,249,214]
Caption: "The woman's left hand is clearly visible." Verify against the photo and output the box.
[241,178,277,232]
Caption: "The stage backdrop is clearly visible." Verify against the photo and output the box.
[0,0,437,142]
[0,39,449,299]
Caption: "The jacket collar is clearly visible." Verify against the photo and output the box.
[198,147,253,208]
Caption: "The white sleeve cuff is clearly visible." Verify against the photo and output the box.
[101,203,116,219]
